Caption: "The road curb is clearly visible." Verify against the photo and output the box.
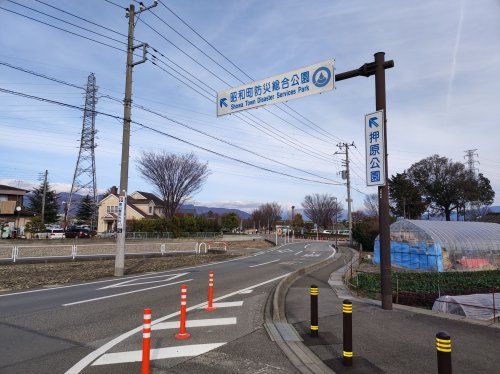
[264,243,342,374]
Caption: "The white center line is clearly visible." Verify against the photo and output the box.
[63,279,192,307]
[91,343,226,366]
[153,317,237,330]
[294,251,303,256]
[249,259,280,268]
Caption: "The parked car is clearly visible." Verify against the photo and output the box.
[36,228,66,239]
[65,227,92,239]
[96,232,116,239]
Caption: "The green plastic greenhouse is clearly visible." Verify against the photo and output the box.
[374,220,500,272]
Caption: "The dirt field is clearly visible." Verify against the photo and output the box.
[0,240,273,291]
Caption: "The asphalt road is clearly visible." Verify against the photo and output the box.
[0,240,336,373]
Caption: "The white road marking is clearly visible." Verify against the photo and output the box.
[98,273,188,290]
[302,253,321,258]
[91,343,226,366]
[153,317,237,330]
[196,301,243,308]
[294,251,303,256]
[65,273,291,374]
[63,279,192,307]
[238,289,253,294]
[249,259,280,268]
[305,244,311,249]
[0,252,263,299]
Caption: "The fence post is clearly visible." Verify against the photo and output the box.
[436,331,452,374]
[396,275,399,304]
[12,246,17,263]
[493,290,496,322]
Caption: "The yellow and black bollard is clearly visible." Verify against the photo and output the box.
[310,285,319,337]
[342,299,353,366]
[436,332,452,374]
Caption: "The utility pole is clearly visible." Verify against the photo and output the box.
[335,142,355,247]
[291,205,295,241]
[41,170,48,224]
[115,2,157,277]
[333,196,338,248]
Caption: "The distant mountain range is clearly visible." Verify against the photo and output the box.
[48,193,251,219]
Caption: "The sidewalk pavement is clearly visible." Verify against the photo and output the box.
[285,255,500,374]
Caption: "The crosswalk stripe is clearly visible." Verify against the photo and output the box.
[152,317,237,330]
[91,343,226,366]
[197,301,243,309]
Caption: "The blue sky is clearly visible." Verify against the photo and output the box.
[0,0,499,214]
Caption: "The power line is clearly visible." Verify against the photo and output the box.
[155,0,347,143]
[0,5,126,53]
[0,61,84,90]
[2,3,335,164]
[7,0,127,46]
[33,0,134,41]
[103,0,125,9]
[0,86,341,186]
[139,14,341,146]
[1,58,334,168]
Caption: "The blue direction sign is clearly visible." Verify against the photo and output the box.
[217,60,335,117]
[365,110,386,186]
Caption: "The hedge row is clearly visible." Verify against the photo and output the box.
[353,270,500,308]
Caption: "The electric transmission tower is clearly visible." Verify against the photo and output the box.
[464,149,479,176]
[66,73,98,229]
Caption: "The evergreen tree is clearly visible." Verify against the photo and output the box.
[76,194,94,223]
[389,172,427,219]
[28,181,59,224]
[221,212,239,231]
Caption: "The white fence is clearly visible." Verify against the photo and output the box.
[2,241,200,263]
[208,241,227,252]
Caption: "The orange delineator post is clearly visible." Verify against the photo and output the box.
[205,271,217,311]
[175,284,190,339]
[141,308,151,374]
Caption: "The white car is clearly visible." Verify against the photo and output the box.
[38,228,66,239]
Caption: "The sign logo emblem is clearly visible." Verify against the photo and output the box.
[312,66,331,88]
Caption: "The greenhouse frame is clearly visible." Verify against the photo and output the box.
[374,220,500,272]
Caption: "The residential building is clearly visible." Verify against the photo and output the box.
[97,187,164,233]
[0,184,36,237]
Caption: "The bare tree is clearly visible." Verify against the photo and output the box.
[137,151,210,218]
[302,193,343,228]
[251,202,282,231]
[363,193,379,217]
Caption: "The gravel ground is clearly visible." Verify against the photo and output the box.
[0,240,273,291]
